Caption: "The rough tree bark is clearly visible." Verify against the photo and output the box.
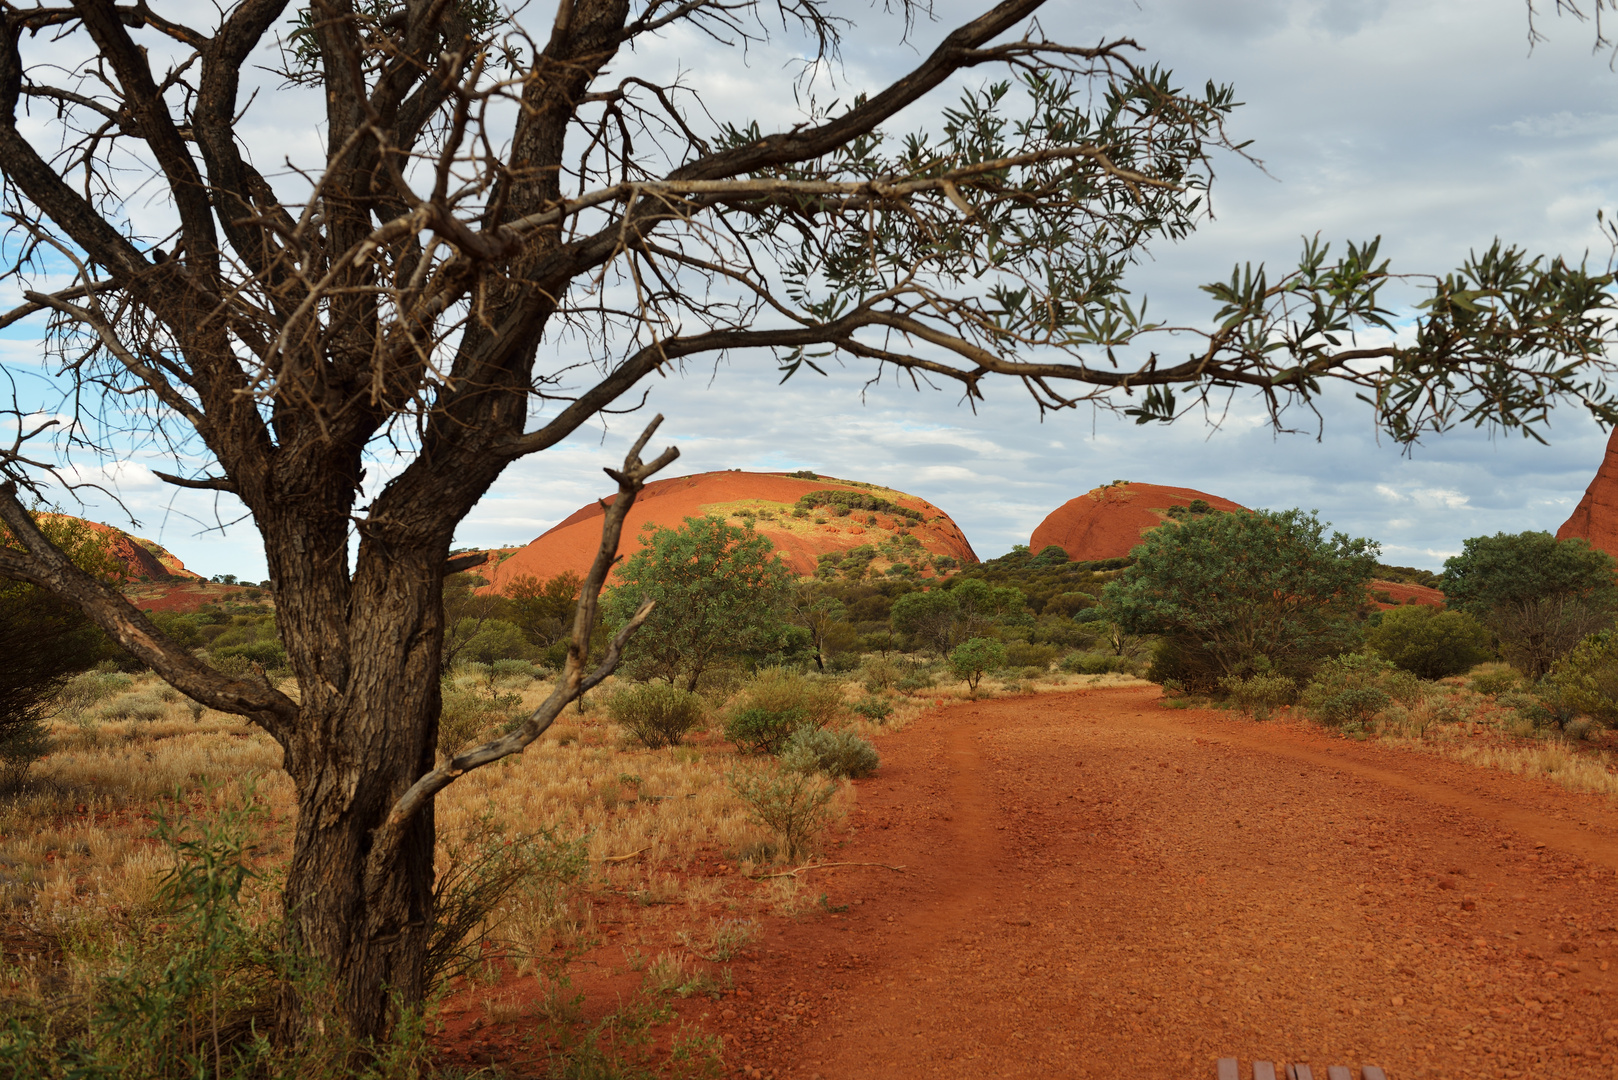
[0,0,1615,1047]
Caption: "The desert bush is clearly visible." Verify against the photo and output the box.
[0,718,48,791]
[724,706,808,755]
[894,672,936,697]
[779,727,880,779]
[950,637,1007,691]
[1004,641,1059,669]
[98,692,168,723]
[1365,605,1491,680]
[204,652,255,678]
[1469,665,1522,696]
[608,683,705,749]
[735,668,844,729]
[453,618,532,667]
[58,669,133,709]
[1499,690,1558,730]
[439,680,525,755]
[1301,653,1420,728]
[1145,634,1223,693]
[1218,672,1296,721]
[1546,630,1618,725]
[489,658,542,684]
[1062,651,1133,675]
[728,766,839,862]
[848,696,894,723]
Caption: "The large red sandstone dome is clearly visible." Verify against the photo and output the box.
[484,471,978,590]
[1030,482,1247,562]
[1557,427,1618,557]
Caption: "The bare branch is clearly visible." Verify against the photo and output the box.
[381,415,680,833]
[0,482,298,733]
[153,470,238,492]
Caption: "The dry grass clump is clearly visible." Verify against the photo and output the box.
[1308,664,1618,800]
[0,658,918,1055]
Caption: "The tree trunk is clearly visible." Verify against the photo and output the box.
[271,532,447,1044]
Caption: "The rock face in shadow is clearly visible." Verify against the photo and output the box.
[484,470,978,590]
[1029,482,1247,562]
[1557,427,1618,558]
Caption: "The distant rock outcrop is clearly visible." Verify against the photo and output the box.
[484,470,978,591]
[42,514,204,583]
[1557,427,1618,558]
[1029,482,1247,562]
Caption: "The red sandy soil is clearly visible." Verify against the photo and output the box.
[1371,581,1447,611]
[124,580,258,612]
[1559,427,1618,559]
[485,471,978,589]
[438,688,1618,1079]
[1031,483,1248,562]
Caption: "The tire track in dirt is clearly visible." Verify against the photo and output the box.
[720,687,1618,1080]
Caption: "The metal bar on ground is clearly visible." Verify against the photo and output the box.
[1361,1069,1387,1080]
[1254,1062,1277,1080]
[1326,1068,1350,1080]
[1217,1058,1240,1080]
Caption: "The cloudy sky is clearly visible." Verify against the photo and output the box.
[9,0,1618,580]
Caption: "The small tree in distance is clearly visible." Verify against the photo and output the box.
[1103,509,1378,689]
[1441,532,1618,679]
[1365,604,1492,680]
[952,637,1008,693]
[603,516,794,691]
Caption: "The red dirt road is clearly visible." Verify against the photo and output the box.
[722,687,1618,1080]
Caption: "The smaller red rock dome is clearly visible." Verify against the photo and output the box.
[1030,483,1247,562]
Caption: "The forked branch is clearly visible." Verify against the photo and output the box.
[382,415,680,834]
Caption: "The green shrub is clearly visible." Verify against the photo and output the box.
[848,696,894,723]
[1469,665,1521,696]
[779,728,880,779]
[439,681,524,755]
[1498,690,1557,730]
[0,717,48,791]
[1546,630,1618,725]
[734,668,844,728]
[213,639,286,668]
[895,671,936,696]
[950,637,1007,691]
[1218,672,1296,720]
[1301,653,1420,728]
[608,683,705,749]
[98,692,168,723]
[860,650,899,693]
[1145,634,1223,693]
[1062,651,1132,675]
[1003,641,1059,669]
[454,619,532,666]
[728,766,838,862]
[58,669,133,709]
[724,706,806,755]
[1364,605,1491,680]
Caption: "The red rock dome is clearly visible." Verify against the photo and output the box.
[40,514,204,583]
[484,471,978,590]
[1030,483,1247,562]
[1557,427,1618,558]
